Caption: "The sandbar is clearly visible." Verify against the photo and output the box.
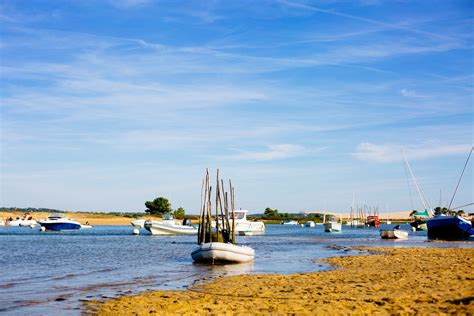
[89,247,473,315]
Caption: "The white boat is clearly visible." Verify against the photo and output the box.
[131,218,146,228]
[305,221,315,227]
[81,224,93,229]
[282,220,298,225]
[323,215,342,232]
[144,213,198,235]
[213,210,265,233]
[324,222,342,232]
[380,225,409,239]
[38,214,81,231]
[0,220,5,226]
[191,242,255,264]
[7,214,37,227]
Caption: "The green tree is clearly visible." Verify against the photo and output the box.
[145,197,172,215]
[264,207,279,217]
[173,207,186,218]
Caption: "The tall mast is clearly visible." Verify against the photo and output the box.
[402,149,431,215]
[448,147,473,210]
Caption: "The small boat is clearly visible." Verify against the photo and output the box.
[238,230,253,236]
[131,218,146,228]
[144,213,198,235]
[81,224,93,229]
[323,215,342,232]
[213,210,265,233]
[366,215,381,228]
[6,214,37,227]
[305,221,315,227]
[191,242,255,264]
[282,220,298,225]
[380,225,409,239]
[192,169,255,264]
[427,216,473,240]
[38,214,81,231]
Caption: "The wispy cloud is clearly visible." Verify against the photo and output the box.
[353,142,472,163]
[230,144,308,161]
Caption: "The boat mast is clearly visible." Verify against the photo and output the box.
[447,147,473,210]
[402,149,432,215]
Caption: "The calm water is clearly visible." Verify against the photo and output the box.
[0,224,472,315]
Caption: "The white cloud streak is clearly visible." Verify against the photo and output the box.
[353,142,472,163]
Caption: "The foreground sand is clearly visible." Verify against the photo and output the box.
[90,247,473,315]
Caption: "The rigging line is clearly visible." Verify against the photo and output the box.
[451,202,474,210]
[448,147,473,210]
[403,160,415,210]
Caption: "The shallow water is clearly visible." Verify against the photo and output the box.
[0,224,472,314]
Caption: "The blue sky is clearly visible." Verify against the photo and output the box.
[1,0,472,215]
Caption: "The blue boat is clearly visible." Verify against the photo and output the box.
[38,214,82,231]
[426,216,473,240]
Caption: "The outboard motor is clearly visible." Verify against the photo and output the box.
[182,218,192,226]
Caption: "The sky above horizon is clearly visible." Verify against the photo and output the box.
[1,0,473,215]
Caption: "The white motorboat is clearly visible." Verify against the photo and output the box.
[131,218,146,228]
[282,220,298,225]
[144,213,198,235]
[323,214,342,232]
[191,242,255,264]
[38,214,82,231]
[213,210,265,233]
[305,221,315,227]
[380,225,409,239]
[6,214,37,227]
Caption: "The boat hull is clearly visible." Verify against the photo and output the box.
[40,222,81,231]
[144,221,198,235]
[7,220,37,227]
[380,229,408,239]
[427,216,473,240]
[191,242,255,264]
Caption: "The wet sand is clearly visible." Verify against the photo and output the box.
[90,247,473,315]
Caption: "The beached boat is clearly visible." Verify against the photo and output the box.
[380,225,409,239]
[6,214,37,227]
[426,216,473,240]
[191,242,255,263]
[38,214,81,231]
[131,218,146,228]
[282,220,298,225]
[144,213,198,235]
[305,221,315,227]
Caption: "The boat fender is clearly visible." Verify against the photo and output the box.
[133,229,140,235]
[40,226,46,232]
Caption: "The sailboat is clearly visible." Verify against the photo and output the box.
[191,170,255,264]
[426,148,474,240]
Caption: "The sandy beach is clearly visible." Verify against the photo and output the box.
[90,247,473,315]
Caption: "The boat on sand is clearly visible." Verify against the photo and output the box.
[380,225,409,239]
[191,242,255,263]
